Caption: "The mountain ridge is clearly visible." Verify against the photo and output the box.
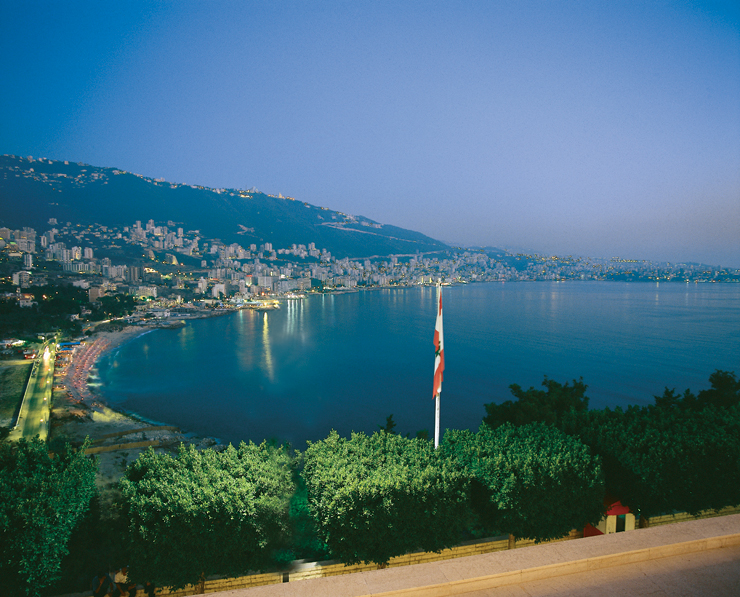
[0,155,448,258]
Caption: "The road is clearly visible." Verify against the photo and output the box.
[7,341,57,442]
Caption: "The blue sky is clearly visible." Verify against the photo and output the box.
[2,1,739,266]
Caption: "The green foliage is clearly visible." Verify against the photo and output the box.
[119,442,294,590]
[0,284,136,335]
[442,423,604,542]
[281,474,331,563]
[562,402,740,517]
[483,377,589,429]
[654,370,740,411]
[90,294,137,320]
[0,284,90,336]
[302,430,469,565]
[52,492,131,595]
[379,414,396,434]
[701,370,740,408]
[0,438,97,597]
[415,429,430,441]
[483,371,740,520]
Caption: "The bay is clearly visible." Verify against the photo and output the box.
[97,282,740,447]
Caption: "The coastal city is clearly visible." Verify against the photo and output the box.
[3,3,740,596]
[2,217,738,330]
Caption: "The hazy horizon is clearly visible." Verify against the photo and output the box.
[2,2,738,267]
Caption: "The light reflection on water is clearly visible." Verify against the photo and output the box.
[98,282,740,447]
[262,312,274,382]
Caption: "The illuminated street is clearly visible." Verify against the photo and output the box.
[8,342,56,442]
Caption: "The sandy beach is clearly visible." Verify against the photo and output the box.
[50,324,221,500]
[63,327,151,404]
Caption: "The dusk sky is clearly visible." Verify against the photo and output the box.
[2,1,739,266]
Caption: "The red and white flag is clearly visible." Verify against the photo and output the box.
[433,286,444,398]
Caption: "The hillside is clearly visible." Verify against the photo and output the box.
[0,155,447,258]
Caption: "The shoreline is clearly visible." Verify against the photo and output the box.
[61,325,155,409]
[48,323,226,520]
[50,323,223,507]
[51,324,221,449]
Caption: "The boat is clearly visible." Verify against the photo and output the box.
[244,300,280,310]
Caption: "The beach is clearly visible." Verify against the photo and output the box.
[49,324,221,502]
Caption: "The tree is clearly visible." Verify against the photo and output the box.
[483,377,589,430]
[442,423,604,542]
[699,370,740,409]
[654,370,740,411]
[0,438,97,597]
[119,442,294,590]
[562,402,740,517]
[302,430,469,566]
[559,370,740,517]
[379,414,396,434]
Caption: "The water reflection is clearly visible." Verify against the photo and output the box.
[178,323,193,350]
[262,312,274,381]
[286,298,304,336]
[237,310,256,371]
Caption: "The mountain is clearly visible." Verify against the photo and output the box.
[0,155,448,258]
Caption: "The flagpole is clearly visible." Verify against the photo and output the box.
[433,282,443,450]
[434,390,440,449]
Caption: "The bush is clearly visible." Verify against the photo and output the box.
[120,442,294,589]
[0,438,97,596]
[442,423,604,541]
[302,430,469,565]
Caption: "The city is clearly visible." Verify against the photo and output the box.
[3,217,738,332]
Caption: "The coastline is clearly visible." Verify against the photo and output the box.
[51,323,221,451]
[62,326,154,407]
[50,323,223,508]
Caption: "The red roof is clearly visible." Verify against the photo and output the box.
[606,500,630,516]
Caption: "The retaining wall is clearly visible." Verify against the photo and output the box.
[152,529,584,596]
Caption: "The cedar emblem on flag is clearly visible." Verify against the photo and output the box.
[433,286,444,398]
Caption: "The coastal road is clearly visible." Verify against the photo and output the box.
[7,341,56,442]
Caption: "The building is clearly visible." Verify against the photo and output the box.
[12,271,31,287]
[584,500,636,537]
[89,287,106,302]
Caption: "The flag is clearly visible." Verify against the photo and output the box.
[433,286,444,397]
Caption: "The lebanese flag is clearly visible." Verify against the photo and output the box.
[433,287,444,397]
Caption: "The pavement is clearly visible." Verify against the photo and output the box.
[459,544,740,596]
[211,514,740,597]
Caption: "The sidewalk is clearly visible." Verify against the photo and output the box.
[212,514,740,597]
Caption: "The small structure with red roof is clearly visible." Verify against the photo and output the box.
[584,498,636,537]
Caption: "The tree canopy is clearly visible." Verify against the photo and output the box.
[119,442,294,590]
[302,430,469,565]
[561,402,740,517]
[0,438,97,597]
[442,423,604,541]
[654,370,740,411]
[483,371,740,519]
[483,377,589,430]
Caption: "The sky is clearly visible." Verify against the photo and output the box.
[2,1,739,267]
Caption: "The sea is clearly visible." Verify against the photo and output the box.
[96,282,740,448]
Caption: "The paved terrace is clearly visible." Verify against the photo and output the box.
[211,514,740,597]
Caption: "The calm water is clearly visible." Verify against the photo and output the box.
[98,282,740,447]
